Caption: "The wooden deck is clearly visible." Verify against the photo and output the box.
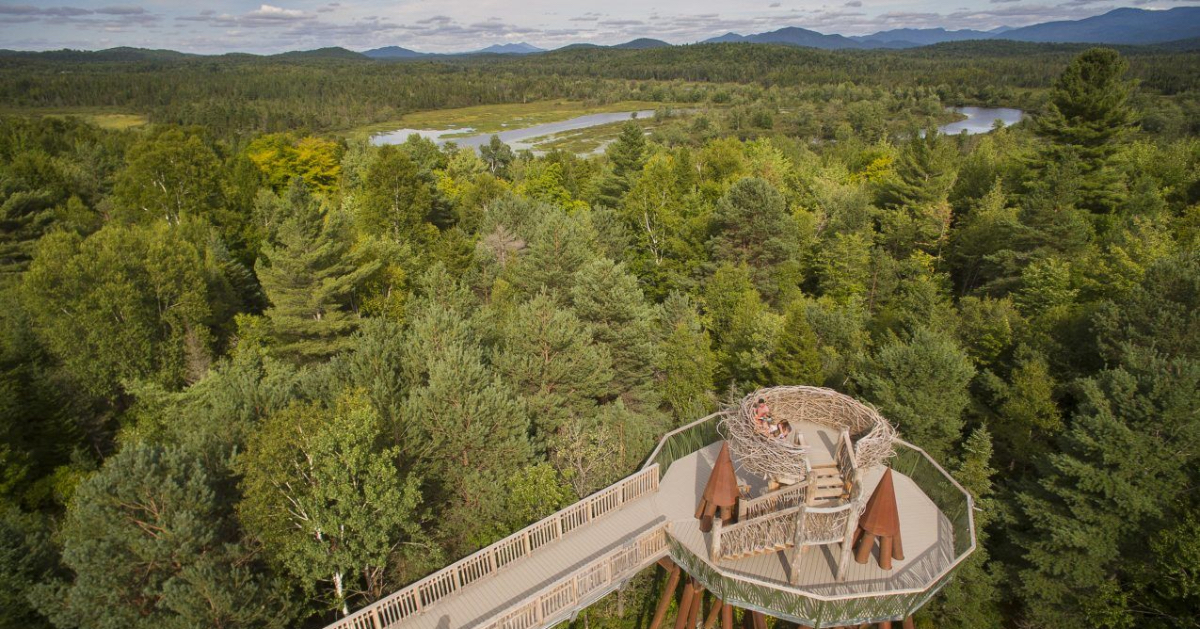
[663,442,954,597]
[329,435,958,629]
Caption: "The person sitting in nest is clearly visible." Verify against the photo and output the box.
[775,419,793,441]
[753,398,773,436]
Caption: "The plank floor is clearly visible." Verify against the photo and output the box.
[399,495,665,629]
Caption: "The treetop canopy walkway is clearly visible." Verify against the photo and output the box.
[325,387,976,629]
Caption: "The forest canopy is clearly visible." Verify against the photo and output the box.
[1,42,1199,629]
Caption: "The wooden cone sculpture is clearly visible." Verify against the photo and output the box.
[853,468,904,569]
[696,442,740,532]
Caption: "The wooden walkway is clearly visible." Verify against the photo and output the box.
[327,439,957,629]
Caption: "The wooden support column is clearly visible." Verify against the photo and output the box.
[901,617,914,629]
[703,599,724,629]
[878,621,892,629]
[684,583,704,629]
[649,563,682,629]
[721,603,734,629]
[750,610,767,629]
[673,579,697,629]
[742,607,755,629]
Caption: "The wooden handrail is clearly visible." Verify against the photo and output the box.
[323,465,661,629]
[476,525,671,629]
[738,483,807,520]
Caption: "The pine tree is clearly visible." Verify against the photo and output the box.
[569,258,657,396]
[40,444,292,629]
[401,330,532,552]
[764,300,823,386]
[656,292,717,423]
[492,292,613,444]
[1033,48,1136,214]
[877,129,958,211]
[256,182,380,362]
[708,177,802,300]
[855,326,975,459]
[1016,348,1200,628]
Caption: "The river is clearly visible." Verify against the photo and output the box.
[370,105,1022,151]
[370,110,656,151]
[938,107,1024,135]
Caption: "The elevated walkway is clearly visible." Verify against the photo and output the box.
[325,411,974,629]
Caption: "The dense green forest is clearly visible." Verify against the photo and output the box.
[1,42,1199,629]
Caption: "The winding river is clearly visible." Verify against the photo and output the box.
[370,105,1024,152]
[938,107,1024,135]
[370,110,655,151]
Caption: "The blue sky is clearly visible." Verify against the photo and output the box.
[0,0,1196,53]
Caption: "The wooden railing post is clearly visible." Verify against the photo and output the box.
[369,608,382,629]
[711,509,724,561]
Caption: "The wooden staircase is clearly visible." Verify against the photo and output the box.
[808,463,848,507]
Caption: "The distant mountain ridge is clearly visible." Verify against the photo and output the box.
[475,43,545,54]
[4,7,1198,59]
[700,7,1200,50]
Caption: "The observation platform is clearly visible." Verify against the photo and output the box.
[325,388,975,629]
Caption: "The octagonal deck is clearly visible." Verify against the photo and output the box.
[658,439,955,597]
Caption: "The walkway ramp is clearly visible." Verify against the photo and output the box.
[327,467,667,629]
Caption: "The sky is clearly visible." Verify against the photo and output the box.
[0,0,1196,54]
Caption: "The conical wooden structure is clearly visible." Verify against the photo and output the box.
[853,467,904,569]
[696,442,740,532]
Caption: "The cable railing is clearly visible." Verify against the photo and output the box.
[323,465,661,629]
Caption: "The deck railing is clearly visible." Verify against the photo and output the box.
[325,465,661,629]
[739,483,808,521]
[477,524,671,629]
[644,412,724,478]
[669,440,977,628]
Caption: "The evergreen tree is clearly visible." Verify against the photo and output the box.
[1034,48,1136,214]
[40,444,292,629]
[708,177,802,300]
[596,122,648,206]
[401,328,532,552]
[656,293,717,423]
[256,183,379,362]
[1016,349,1200,628]
[492,292,613,445]
[764,300,823,386]
[0,506,56,629]
[925,428,1002,629]
[855,326,975,459]
[569,258,657,397]
[877,129,958,211]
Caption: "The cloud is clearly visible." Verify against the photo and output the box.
[0,5,91,17]
[178,4,314,28]
[95,5,148,15]
[0,3,158,28]
[844,1,863,7]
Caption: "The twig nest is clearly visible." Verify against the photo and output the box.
[719,386,896,482]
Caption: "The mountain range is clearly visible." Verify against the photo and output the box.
[701,7,1200,49]
[4,7,1197,61]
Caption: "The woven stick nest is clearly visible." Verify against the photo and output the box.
[719,386,896,482]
